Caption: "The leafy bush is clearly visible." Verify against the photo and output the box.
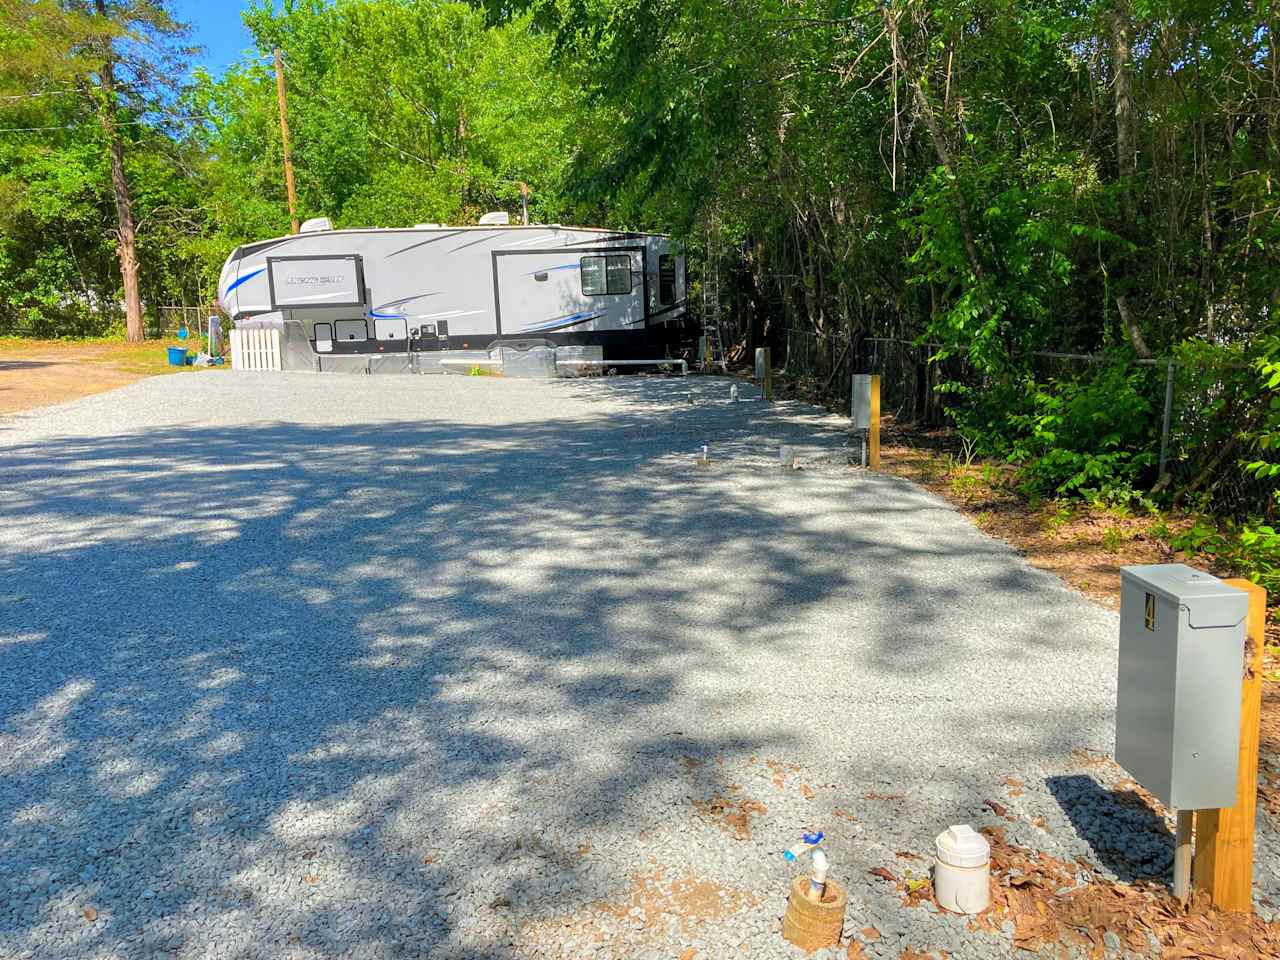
[1244,336,1280,496]
[1167,338,1276,518]
[1172,519,1280,598]
[953,357,1158,504]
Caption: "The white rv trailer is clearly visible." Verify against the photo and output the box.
[216,216,688,374]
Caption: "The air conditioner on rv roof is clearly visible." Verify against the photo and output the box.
[478,211,511,225]
[300,217,333,233]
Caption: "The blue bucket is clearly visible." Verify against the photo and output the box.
[167,346,188,367]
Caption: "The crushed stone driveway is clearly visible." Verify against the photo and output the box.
[0,371,1177,960]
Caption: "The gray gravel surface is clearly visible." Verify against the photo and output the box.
[1,371,1272,960]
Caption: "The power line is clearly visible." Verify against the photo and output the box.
[0,113,215,134]
[0,88,80,102]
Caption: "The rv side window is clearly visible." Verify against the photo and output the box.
[334,319,367,341]
[581,255,632,296]
[314,322,333,342]
[658,254,676,304]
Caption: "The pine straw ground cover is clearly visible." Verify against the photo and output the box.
[868,819,1280,959]
[974,824,1280,959]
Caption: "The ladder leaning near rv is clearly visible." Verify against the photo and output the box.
[700,219,728,372]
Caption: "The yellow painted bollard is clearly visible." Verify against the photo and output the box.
[1194,580,1267,912]
[869,374,880,469]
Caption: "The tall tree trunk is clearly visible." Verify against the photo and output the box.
[1109,1,1137,182]
[878,2,986,292]
[95,0,144,342]
[1107,1,1152,358]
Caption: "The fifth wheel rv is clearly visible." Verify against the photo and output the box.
[217,215,688,374]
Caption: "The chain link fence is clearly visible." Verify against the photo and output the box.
[777,324,1274,520]
[1,303,223,341]
[779,327,953,424]
[150,305,225,341]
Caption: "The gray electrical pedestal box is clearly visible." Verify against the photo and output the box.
[1115,564,1248,810]
[851,374,873,430]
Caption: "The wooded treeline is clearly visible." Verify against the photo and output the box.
[0,1,1276,525]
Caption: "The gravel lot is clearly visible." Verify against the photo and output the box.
[1,371,1270,959]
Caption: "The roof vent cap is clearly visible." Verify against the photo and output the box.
[478,211,511,226]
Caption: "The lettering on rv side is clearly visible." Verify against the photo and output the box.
[286,276,346,285]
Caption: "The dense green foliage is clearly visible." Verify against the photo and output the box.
[0,0,591,335]
[1172,519,1280,598]
[183,0,589,267]
[953,358,1159,504]
[0,1,1275,527]
[540,0,1277,519]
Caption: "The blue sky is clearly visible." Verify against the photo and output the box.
[171,1,258,76]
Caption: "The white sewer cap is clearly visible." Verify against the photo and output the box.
[935,824,990,868]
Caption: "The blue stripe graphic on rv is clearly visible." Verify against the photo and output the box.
[223,267,266,297]
[519,311,602,332]
[368,293,442,319]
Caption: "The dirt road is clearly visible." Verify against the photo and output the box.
[0,339,220,416]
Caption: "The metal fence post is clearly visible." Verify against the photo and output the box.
[1158,359,1175,480]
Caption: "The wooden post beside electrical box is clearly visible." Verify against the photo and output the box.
[1194,579,1266,912]
[868,374,880,469]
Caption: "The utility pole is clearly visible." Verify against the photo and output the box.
[519,182,530,225]
[273,48,299,234]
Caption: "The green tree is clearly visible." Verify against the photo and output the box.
[0,0,192,340]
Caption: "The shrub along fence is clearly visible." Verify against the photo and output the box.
[777,324,1275,524]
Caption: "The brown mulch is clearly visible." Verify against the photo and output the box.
[972,825,1280,958]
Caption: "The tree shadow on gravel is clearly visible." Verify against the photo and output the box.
[0,375,1118,959]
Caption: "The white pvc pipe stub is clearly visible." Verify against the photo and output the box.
[933,824,991,915]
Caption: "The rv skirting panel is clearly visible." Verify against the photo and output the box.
[280,321,319,371]
[555,345,605,377]
[369,355,413,375]
[316,354,373,375]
